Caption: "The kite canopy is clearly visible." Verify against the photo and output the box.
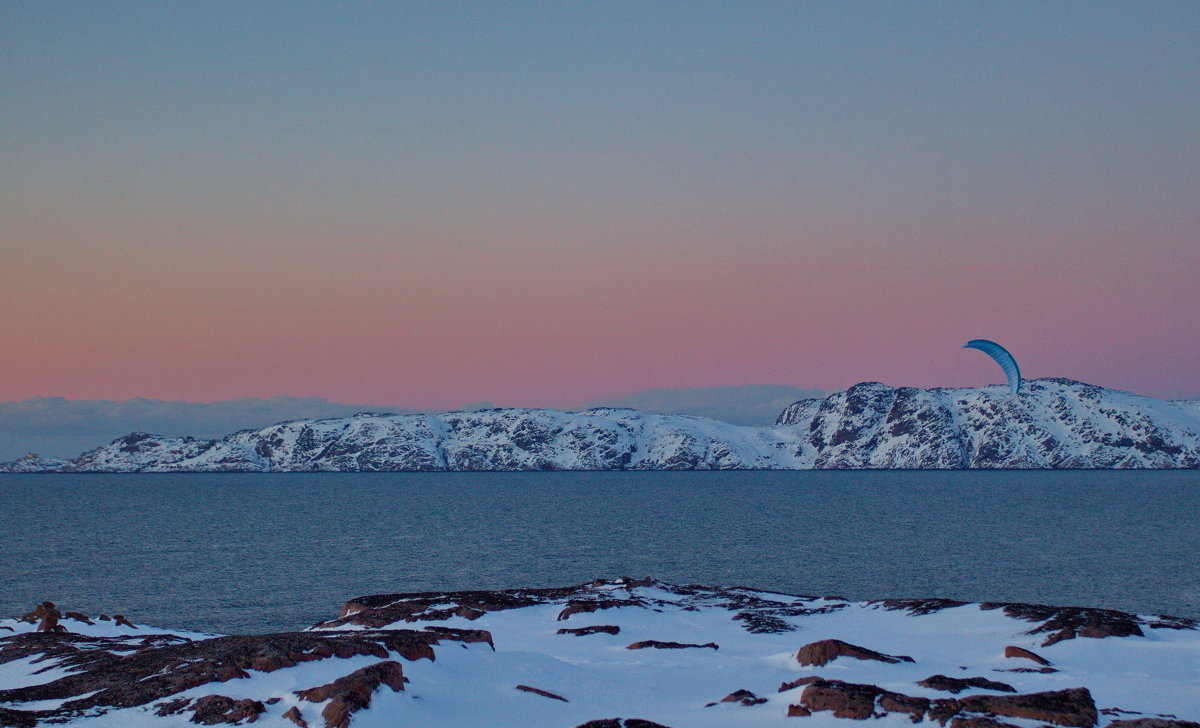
[962,339,1021,395]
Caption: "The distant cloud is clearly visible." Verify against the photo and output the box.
[0,396,415,462]
[586,385,826,426]
[0,386,828,462]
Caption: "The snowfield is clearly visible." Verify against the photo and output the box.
[3,379,1198,472]
[1,579,1198,727]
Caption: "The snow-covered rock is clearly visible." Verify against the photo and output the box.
[2,579,1198,726]
[3,379,1198,472]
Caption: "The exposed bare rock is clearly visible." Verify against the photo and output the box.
[550,621,619,636]
[281,706,309,727]
[779,676,822,692]
[154,698,191,716]
[873,598,968,615]
[1104,720,1200,728]
[796,638,914,666]
[114,615,136,629]
[419,626,494,649]
[188,695,265,725]
[64,612,94,625]
[326,584,602,628]
[787,704,812,717]
[626,640,717,650]
[0,707,38,728]
[878,691,931,721]
[958,687,1097,728]
[515,684,568,702]
[919,674,1017,694]
[296,661,405,728]
[949,718,1022,728]
[1004,645,1053,665]
[20,603,62,634]
[705,689,766,707]
[797,680,885,719]
[0,630,464,716]
[984,603,1146,646]
[559,599,642,621]
[573,721,673,728]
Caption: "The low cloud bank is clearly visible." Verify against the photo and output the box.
[588,384,825,426]
[0,386,824,462]
[0,396,413,462]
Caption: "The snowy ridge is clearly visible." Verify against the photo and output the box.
[1,579,1198,727]
[4,379,1198,472]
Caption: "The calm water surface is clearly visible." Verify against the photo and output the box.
[1,471,1197,633]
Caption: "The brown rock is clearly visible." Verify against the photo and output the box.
[619,576,655,589]
[1104,721,1200,728]
[959,687,1097,728]
[787,704,812,717]
[796,638,914,667]
[1004,645,1053,666]
[796,678,932,721]
[515,684,569,702]
[626,640,718,650]
[296,661,405,728]
[27,602,62,633]
[705,689,765,707]
[0,627,471,721]
[572,720,672,728]
[215,666,250,682]
[0,707,37,728]
[419,626,494,651]
[557,599,638,621]
[929,698,963,725]
[878,691,931,721]
[720,689,757,703]
[98,614,111,621]
[154,697,191,716]
[282,706,309,728]
[982,603,1145,647]
[557,625,621,636]
[114,615,137,629]
[779,676,822,692]
[188,694,266,725]
[950,718,1023,728]
[918,674,1017,694]
[799,680,880,719]
[64,612,95,625]
[296,661,405,703]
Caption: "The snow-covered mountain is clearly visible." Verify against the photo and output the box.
[4,379,1198,472]
[2,578,1198,726]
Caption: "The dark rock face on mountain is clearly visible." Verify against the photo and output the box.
[777,379,1200,468]
[4,379,1198,472]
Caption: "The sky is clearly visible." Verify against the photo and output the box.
[2,1,1198,415]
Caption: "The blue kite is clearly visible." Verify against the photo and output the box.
[962,339,1021,395]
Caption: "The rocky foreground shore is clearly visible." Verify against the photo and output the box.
[2,579,1198,727]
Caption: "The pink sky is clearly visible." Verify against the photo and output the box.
[3,4,1197,407]
[3,214,1196,406]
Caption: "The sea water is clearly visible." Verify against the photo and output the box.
[1,470,1196,633]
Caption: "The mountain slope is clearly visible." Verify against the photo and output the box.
[4,379,1198,472]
